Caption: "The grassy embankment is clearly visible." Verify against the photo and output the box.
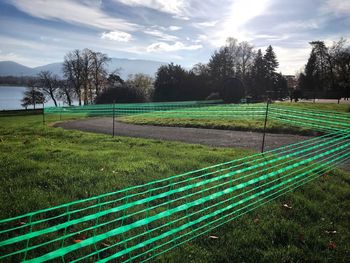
[0,114,349,262]
[119,102,350,135]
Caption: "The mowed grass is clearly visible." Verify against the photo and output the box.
[0,114,350,262]
[0,115,251,218]
[120,102,350,135]
[277,102,350,112]
[120,116,316,135]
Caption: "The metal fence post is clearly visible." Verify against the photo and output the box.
[261,99,270,153]
[59,103,62,121]
[42,101,45,125]
[112,100,115,137]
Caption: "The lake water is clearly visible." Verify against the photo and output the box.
[0,86,62,110]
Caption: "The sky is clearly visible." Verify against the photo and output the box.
[0,0,349,75]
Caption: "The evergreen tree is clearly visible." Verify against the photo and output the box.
[208,46,235,91]
[302,50,319,99]
[263,45,279,74]
[249,49,267,99]
[153,63,188,101]
[275,73,288,99]
[263,45,279,98]
[309,41,335,93]
[299,40,349,99]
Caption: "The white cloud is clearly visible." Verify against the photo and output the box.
[144,29,178,41]
[39,36,61,42]
[101,31,132,42]
[147,41,202,52]
[325,0,350,15]
[116,0,189,19]
[150,25,182,31]
[275,20,320,31]
[7,0,139,31]
[206,0,271,46]
[169,26,182,31]
[198,34,208,40]
[271,46,311,75]
[0,52,20,62]
[193,20,218,28]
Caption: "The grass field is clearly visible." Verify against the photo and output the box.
[120,102,350,135]
[1,114,350,262]
[278,102,350,112]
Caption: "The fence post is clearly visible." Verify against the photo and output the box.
[59,103,62,121]
[261,99,270,153]
[112,100,115,137]
[42,101,45,125]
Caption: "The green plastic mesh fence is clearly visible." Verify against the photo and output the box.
[1,101,349,262]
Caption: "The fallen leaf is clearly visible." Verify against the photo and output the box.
[328,241,336,250]
[73,233,87,244]
[253,218,259,223]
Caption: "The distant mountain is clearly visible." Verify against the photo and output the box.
[33,62,63,76]
[0,58,167,79]
[0,61,35,76]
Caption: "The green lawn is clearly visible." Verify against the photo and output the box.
[277,102,350,112]
[119,116,318,135]
[0,115,253,218]
[119,102,350,135]
[0,114,350,262]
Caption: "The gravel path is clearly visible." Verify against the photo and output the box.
[55,117,313,152]
[55,117,350,171]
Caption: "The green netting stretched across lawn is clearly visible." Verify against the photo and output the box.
[1,101,349,262]
[44,100,224,117]
[44,101,350,129]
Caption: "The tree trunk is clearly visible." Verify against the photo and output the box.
[84,84,88,105]
[65,89,72,106]
[50,90,58,107]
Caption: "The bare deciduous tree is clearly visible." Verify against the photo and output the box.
[57,79,74,106]
[126,73,154,102]
[37,71,59,107]
[89,50,110,98]
[63,49,110,105]
[63,49,84,106]
[237,41,255,82]
[21,79,45,109]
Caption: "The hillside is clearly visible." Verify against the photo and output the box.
[0,58,167,79]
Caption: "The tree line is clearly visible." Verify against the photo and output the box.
[21,37,349,108]
[153,38,288,102]
[297,38,350,101]
[21,48,154,108]
[21,39,287,107]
